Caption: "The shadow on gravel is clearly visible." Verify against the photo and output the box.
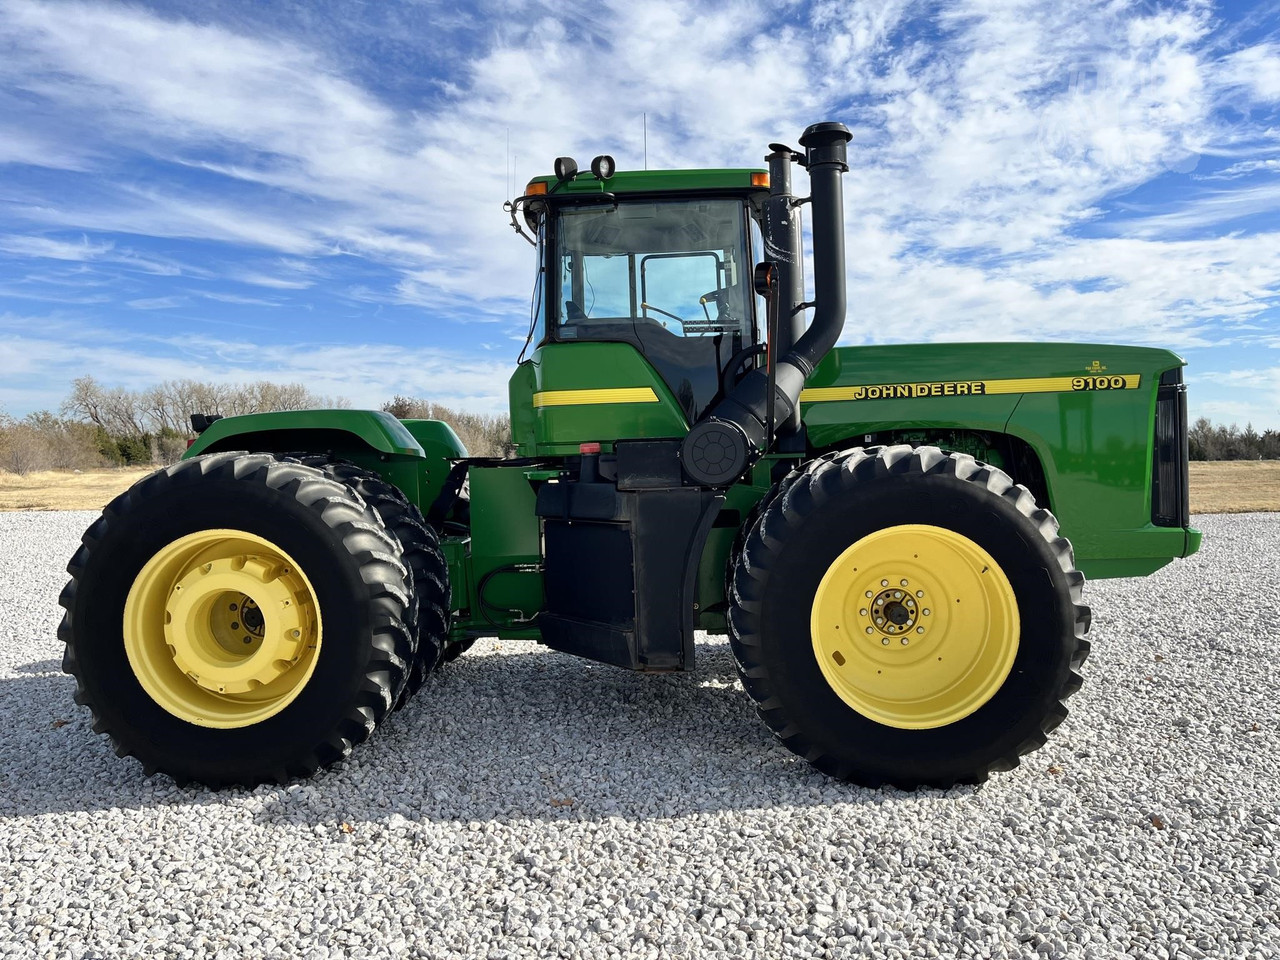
[13,658,61,674]
[0,640,952,822]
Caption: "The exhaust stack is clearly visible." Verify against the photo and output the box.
[680,121,852,487]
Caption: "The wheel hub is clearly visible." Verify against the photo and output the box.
[165,554,311,695]
[864,583,925,639]
[123,530,322,728]
[810,524,1019,729]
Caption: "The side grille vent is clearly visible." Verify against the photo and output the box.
[1152,368,1189,528]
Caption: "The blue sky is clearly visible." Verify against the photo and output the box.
[1,0,1279,427]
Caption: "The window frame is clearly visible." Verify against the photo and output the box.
[538,190,762,349]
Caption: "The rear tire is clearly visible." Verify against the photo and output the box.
[59,453,415,787]
[438,637,476,664]
[728,445,1090,789]
[291,457,450,708]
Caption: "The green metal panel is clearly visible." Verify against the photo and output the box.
[696,459,776,632]
[527,169,767,196]
[1004,387,1188,579]
[509,362,538,456]
[399,419,468,514]
[799,341,1199,578]
[802,345,1034,448]
[517,341,691,455]
[466,466,543,632]
[185,409,423,458]
[183,410,475,517]
[401,419,467,458]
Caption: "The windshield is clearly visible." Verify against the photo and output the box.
[554,198,754,341]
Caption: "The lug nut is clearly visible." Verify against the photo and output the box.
[917,626,925,634]
[866,627,874,635]
[900,579,909,586]
[916,590,924,598]
[881,638,890,645]
[881,579,889,587]
[923,609,931,616]
[901,638,909,645]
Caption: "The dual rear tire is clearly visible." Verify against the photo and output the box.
[59,452,449,787]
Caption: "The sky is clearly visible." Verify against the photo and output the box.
[1,0,1279,428]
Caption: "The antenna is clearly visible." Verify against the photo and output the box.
[506,127,511,198]
[643,112,648,170]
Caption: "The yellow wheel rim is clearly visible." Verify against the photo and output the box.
[810,524,1019,730]
[123,530,322,729]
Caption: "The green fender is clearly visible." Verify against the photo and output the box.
[184,410,467,515]
[185,409,423,458]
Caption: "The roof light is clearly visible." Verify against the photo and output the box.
[591,155,616,180]
[525,181,548,196]
[553,156,578,181]
[750,172,770,188]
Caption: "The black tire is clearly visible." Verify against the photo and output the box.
[438,636,476,664]
[723,454,840,603]
[728,445,1091,789]
[290,457,450,707]
[58,452,416,787]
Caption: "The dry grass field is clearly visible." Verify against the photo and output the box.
[1188,460,1280,514]
[0,468,152,511]
[0,461,1276,514]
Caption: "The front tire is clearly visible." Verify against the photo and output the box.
[58,453,415,787]
[729,445,1090,788]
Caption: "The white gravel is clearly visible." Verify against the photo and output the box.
[1,510,1278,959]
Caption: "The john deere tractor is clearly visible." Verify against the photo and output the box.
[59,122,1200,789]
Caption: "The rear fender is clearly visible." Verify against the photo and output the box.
[184,410,466,514]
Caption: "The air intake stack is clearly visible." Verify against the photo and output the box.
[680,121,852,487]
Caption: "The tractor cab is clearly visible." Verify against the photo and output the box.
[509,169,772,434]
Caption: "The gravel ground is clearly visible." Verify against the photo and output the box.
[1,510,1278,960]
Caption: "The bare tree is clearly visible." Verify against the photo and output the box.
[382,396,512,457]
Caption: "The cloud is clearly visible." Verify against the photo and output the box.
[1196,157,1280,180]
[0,234,114,260]
[0,0,1279,426]
[1214,42,1280,102]
[126,296,186,310]
[0,316,513,416]
[195,291,283,307]
[234,271,315,290]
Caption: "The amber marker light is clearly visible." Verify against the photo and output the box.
[525,181,548,195]
[750,172,770,187]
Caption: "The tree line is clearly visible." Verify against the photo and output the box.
[1,379,1271,474]
[1188,417,1280,461]
[0,377,512,474]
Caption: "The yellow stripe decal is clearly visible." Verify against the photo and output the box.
[533,387,661,408]
[799,374,1141,404]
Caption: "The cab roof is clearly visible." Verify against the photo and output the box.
[524,168,768,196]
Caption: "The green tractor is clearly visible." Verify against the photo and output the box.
[59,122,1200,789]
